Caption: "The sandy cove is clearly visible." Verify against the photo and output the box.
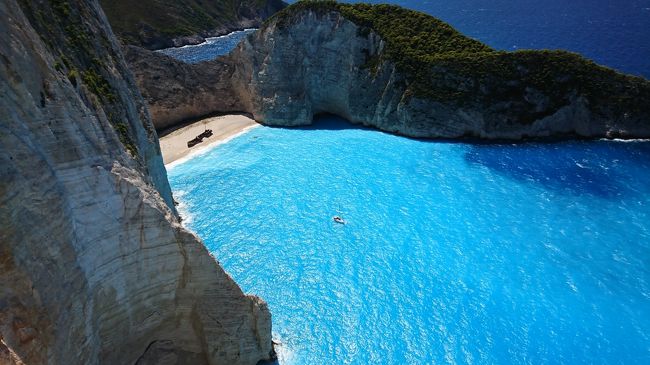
[159,114,260,165]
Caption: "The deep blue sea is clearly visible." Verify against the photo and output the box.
[297,0,650,78]
[156,29,256,63]
[161,1,650,78]
[168,117,650,364]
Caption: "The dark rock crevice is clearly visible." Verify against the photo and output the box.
[100,0,287,50]
[127,3,650,140]
[1,0,274,364]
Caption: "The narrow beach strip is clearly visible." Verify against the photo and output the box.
[160,114,260,168]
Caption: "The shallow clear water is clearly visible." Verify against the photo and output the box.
[168,116,650,364]
[156,29,256,63]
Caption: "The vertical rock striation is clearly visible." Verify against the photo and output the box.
[123,46,245,131]
[0,1,272,364]
[127,2,650,139]
[229,6,650,139]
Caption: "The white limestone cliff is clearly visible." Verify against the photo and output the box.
[0,1,273,364]
[229,9,650,139]
[127,6,650,139]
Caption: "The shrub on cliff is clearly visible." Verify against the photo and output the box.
[100,0,287,48]
[270,1,650,121]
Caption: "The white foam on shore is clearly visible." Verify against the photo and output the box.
[172,190,194,227]
[157,28,257,51]
[202,28,257,44]
[165,124,260,170]
[272,334,297,365]
[601,138,650,143]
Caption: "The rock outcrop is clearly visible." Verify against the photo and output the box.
[129,1,650,139]
[0,1,272,364]
[100,0,286,49]
[124,46,245,131]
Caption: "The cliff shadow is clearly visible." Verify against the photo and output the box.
[275,113,374,131]
[157,112,255,137]
[463,141,650,200]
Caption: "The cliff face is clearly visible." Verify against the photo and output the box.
[100,0,286,49]
[124,46,244,131]
[229,6,650,139]
[129,2,650,139]
[0,1,272,364]
[231,10,401,130]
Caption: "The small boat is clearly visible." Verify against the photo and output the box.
[187,129,214,148]
[333,216,346,224]
[187,137,202,148]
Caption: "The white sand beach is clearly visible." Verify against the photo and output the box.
[159,114,259,165]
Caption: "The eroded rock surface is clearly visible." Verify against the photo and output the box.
[0,1,272,364]
[230,8,650,139]
[100,0,286,50]
[124,46,245,131]
[128,4,650,139]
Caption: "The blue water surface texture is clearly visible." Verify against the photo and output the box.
[156,29,256,63]
[161,1,650,78]
[168,117,650,364]
[294,0,650,78]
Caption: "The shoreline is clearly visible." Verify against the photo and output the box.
[160,114,260,168]
[157,114,650,169]
[159,28,257,51]
[158,24,259,50]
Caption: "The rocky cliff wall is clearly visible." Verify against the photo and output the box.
[100,0,286,49]
[124,46,245,131]
[0,1,272,364]
[229,8,650,139]
[128,4,650,139]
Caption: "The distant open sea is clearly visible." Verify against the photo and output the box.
[163,1,650,78]
[291,0,650,78]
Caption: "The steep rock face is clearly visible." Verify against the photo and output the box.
[124,46,244,130]
[128,3,650,139]
[230,11,403,130]
[229,8,650,139]
[0,1,272,364]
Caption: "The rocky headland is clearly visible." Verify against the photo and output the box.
[129,1,650,140]
[100,0,286,50]
[0,0,273,364]
[125,46,248,131]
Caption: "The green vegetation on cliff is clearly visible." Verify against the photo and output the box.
[100,0,286,48]
[272,1,650,121]
[273,1,492,57]
[18,0,139,155]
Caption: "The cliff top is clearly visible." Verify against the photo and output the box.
[269,1,650,119]
[271,1,494,57]
[100,0,285,48]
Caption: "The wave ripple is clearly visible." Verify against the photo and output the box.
[168,116,650,364]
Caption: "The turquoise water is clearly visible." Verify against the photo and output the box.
[168,117,650,364]
[304,0,650,78]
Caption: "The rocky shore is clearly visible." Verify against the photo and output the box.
[159,20,260,49]
[125,46,247,131]
[128,1,650,140]
[0,0,273,364]
[100,0,286,50]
